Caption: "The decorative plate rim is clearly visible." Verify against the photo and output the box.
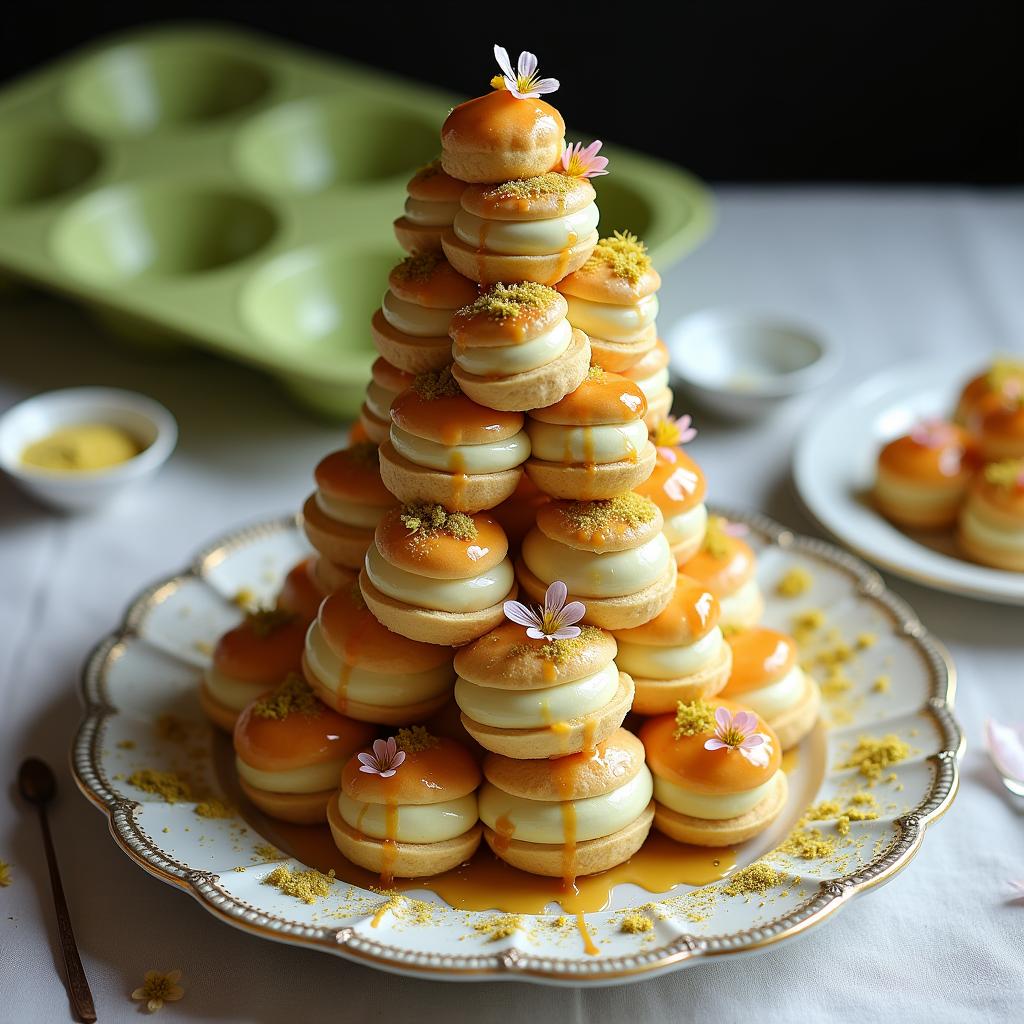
[71,508,962,985]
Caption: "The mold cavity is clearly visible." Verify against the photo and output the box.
[0,129,102,207]
[52,183,277,284]
[241,241,396,360]
[65,42,272,135]
[235,98,437,192]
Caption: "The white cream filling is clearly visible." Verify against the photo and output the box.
[735,665,806,719]
[365,545,514,611]
[875,471,965,511]
[478,767,653,844]
[365,380,399,422]
[390,425,531,474]
[453,319,572,377]
[522,530,671,598]
[664,503,708,547]
[653,770,779,821]
[203,666,270,712]
[403,196,461,226]
[564,293,659,342]
[719,578,763,627]
[631,367,671,400]
[961,506,1024,551]
[381,290,454,337]
[315,491,387,530]
[615,627,724,681]
[236,755,343,794]
[527,419,648,465]
[453,203,600,256]
[454,661,619,728]
[304,620,455,704]
[339,791,478,843]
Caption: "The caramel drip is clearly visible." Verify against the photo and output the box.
[581,719,598,755]
[493,813,515,854]
[782,747,800,774]
[381,803,399,886]
[541,659,558,684]
[575,913,600,955]
[552,755,579,890]
[370,904,389,928]
[450,450,468,507]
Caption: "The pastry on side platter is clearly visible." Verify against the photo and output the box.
[957,459,1024,571]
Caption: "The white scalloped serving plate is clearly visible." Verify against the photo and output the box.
[72,509,962,986]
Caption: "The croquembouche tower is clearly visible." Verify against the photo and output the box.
[215,45,815,890]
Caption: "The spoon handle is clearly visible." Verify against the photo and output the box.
[38,807,97,1023]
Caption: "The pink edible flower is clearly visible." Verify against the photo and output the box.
[561,140,609,178]
[985,718,1024,788]
[504,581,584,641]
[722,519,750,538]
[357,737,406,778]
[704,706,773,768]
[653,415,697,463]
[493,45,559,99]
[910,418,956,449]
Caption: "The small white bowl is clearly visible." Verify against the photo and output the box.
[0,387,177,512]
[668,309,838,420]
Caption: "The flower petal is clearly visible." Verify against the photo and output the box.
[507,84,531,99]
[166,971,182,983]
[379,768,396,778]
[986,719,1024,783]
[657,446,678,464]
[740,745,771,768]
[559,600,586,625]
[551,625,582,640]
[493,45,514,80]
[358,764,380,775]
[384,736,398,760]
[582,140,603,159]
[714,705,732,731]
[148,998,163,1012]
[532,77,559,95]
[504,600,542,628]
[544,580,568,613]
[704,737,728,751]
[392,749,407,768]
[517,50,538,79]
[733,710,758,734]
[371,737,388,761]
[525,626,547,640]
[741,733,765,748]
[132,988,147,1001]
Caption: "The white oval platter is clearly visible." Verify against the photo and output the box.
[72,509,961,986]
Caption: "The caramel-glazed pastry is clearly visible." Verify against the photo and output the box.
[491,473,550,552]
[234,674,375,824]
[479,728,654,881]
[525,368,656,500]
[518,493,676,630]
[454,621,633,759]
[303,584,455,724]
[379,367,529,513]
[441,87,565,183]
[641,699,787,846]
[371,252,479,375]
[954,358,1024,431]
[277,556,329,624]
[449,283,590,412]
[977,398,1024,462]
[558,232,660,373]
[613,575,732,715]
[681,516,763,630]
[393,159,467,254]
[957,459,1024,570]
[328,728,482,880]
[360,357,414,444]
[302,442,397,571]
[200,609,307,732]
[873,420,975,529]
[636,434,708,564]
[622,340,673,427]
[360,503,515,645]
[721,628,820,750]
[443,173,599,286]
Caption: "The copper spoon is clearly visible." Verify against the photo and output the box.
[19,757,98,1023]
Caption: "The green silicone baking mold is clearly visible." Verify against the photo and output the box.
[0,25,714,417]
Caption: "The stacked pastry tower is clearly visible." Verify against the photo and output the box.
[242,47,819,880]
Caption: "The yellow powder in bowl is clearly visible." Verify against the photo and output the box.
[22,423,142,473]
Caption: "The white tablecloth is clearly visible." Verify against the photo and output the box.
[1,187,1022,1023]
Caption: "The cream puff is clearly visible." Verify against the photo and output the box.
[302,442,397,571]
[622,341,673,427]
[441,86,565,183]
[635,431,708,565]
[491,473,550,553]
[977,399,1024,463]
[328,728,482,881]
[517,492,676,630]
[681,517,763,630]
[449,282,591,411]
[378,367,529,513]
[957,459,1024,570]
[442,173,598,286]
[200,608,308,731]
[360,357,414,444]
[478,728,654,881]
[558,232,660,373]
[954,358,1024,431]
[454,619,633,758]
[640,698,787,846]
[371,252,479,375]
[612,575,731,715]
[303,583,456,724]
[525,367,656,500]
[360,503,515,645]
[233,674,375,824]
[873,420,976,529]
[276,556,330,624]
[393,159,467,254]
[721,628,821,750]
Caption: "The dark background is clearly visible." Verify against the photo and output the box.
[4,1,1023,183]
